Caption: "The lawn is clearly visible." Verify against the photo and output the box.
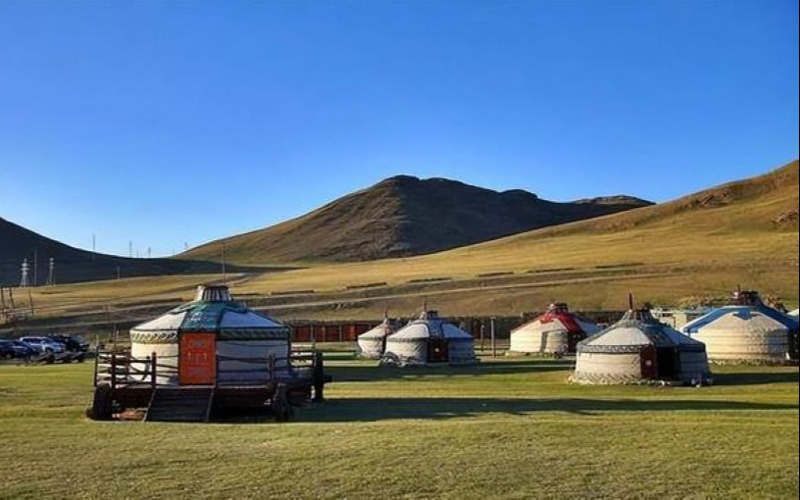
[0,357,797,499]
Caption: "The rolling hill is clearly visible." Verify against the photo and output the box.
[182,175,651,263]
[0,217,267,286]
[4,160,798,328]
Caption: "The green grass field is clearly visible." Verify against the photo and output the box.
[1,357,797,499]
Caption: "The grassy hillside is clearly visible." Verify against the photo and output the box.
[181,175,650,264]
[3,161,797,327]
[0,217,276,285]
[0,360,797,498]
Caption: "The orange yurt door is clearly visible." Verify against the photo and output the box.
[179,333,216,385]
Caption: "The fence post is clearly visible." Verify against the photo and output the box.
[491,317,496,358]
[110,353,117,391]
[312,350,325,403]
[92,347,99,387]
[151,352,157,391]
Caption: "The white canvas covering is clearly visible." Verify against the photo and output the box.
[509,304,600,354]
[571,309,711,385]
[789,309,799,318]
[357,319,395,359]
[131,311,188,334]
[382,311,476,366]
[683,308,791,363]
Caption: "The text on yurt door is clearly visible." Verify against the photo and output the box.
[179,333,216,385]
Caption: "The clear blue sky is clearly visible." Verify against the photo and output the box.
[1,1,797,257]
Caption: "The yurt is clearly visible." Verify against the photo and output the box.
[356,317,396,359]
[509,302,600,355]
[681,290,799,364]
[380,310,477,366]
[789,309,799,318]
[571,308,711,385]
[130,285,291,385]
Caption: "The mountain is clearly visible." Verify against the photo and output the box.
[181,176,652,263]
[0,217,263,286]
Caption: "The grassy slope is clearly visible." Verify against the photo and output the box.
[181,175,650,264]
[5,161,798,323]
[0,359,797,498]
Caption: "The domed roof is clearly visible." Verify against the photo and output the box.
[580,309,704,353]
[389,310,473,341]
[512,302,600,335]
[682,291,799,335]
[358,317,396,340]
[131,285,286,337]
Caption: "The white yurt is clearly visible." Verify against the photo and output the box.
[356,317,396,359]
[380,310,476,366]
[789,309,799,318]
[681,290,799,363]
[130,285,291,385]
[571,308,711,385]
[509,302,600,355]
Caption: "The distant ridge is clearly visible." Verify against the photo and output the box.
[182,175,652,263]
[0,217,265,285]
[517,159,799,237]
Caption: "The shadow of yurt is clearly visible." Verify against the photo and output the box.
[570,296,712,386]
[508,302,600,356]
[380,309,477,367]
[681,290,799,364]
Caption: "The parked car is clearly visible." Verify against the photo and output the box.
[0,339,34,359]
[48,334,90,352]
[18,336,66,355]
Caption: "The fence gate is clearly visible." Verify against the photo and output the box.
[179,333,216,385]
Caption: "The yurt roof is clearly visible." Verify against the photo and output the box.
[790,309,800,318]
[511,302,600,335]
[131,285,285,333]
[389,310,472,341]
[682,304,799,335]
[579,309,702,354]
[358,318,395,340]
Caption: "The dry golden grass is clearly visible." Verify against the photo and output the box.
[4,162,797,324]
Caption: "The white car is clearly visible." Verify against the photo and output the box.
[19,336,66,355]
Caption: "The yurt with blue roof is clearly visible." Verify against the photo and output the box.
[130,284,291,385]
[681,290,799,364]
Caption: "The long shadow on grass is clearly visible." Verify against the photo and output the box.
[326,360,574,383]
[301,397,798,422]
[712,371,799,386]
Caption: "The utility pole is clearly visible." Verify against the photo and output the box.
[129,240,133,258]
[19,259,29,288]
[46,258,55,286]
[33,248,38,287]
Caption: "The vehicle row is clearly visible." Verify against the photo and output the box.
[0,334,89,359]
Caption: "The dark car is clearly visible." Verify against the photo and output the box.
[48,334,90,352]
[0,339,34,359]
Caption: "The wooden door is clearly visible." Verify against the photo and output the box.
[179,333,216,385]
[640,345,657,380]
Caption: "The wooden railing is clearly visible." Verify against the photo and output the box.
[93,348,325,390]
